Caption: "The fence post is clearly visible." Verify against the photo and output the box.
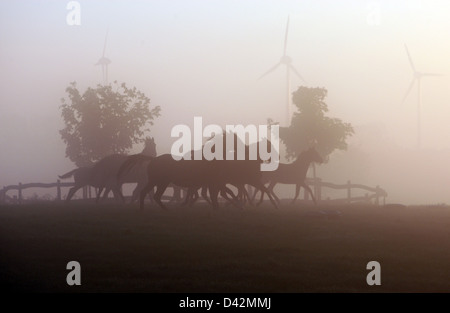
[347,180,351,204]
[315,178,322,202]
[56,179,61,201]
[375,185,380,205]
[18,182,23,204]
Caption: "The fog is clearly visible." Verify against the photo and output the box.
[1,0,450,205]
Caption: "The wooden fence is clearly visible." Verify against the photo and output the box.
[0,178,387,205]
[0,180,76,204]
[305,178,387,205]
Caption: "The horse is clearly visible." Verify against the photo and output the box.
[93,137,158,203]
[119,131,278,210]
[181,131,280,208]
[256,147,323,205]
[58,166,123,202]
[207,134,279,207]
[59,137,157,202]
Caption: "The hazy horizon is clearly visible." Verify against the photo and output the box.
[2,0,450,205]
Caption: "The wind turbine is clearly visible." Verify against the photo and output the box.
[259,16,307,126]
[402,44,442,149]
[96,29,111,85]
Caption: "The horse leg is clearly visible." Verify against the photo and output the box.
[221,186,242,209]
[232,185,248,207]
[256,182,279,206]
[236,185,243,204]
[112,186,125,203]
[188,188,200,206]
[118,185,125,203]
[236,184,249,206]
[201,186,211,205]
[303,183,317,205]
[148,187,155,204]
[247,185,254,203]
[182,188,194,206]
[254,183,279,209]
[111,189,120,202]
[251,185,260,203]
[139,183,154,210]
[208,185,220,209]
[256,185,265,206]
[241,185,255,207]
[66,185,82,202]
[222,186,234,208]
[171,185,182,204]
[269,182,281,204]
[130,184,142,204]
[95,187,105,203]
[153,183,169,210]
[291,184,301,205]
[101,188,111,202]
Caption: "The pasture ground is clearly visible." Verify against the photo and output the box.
[0,201,449,293]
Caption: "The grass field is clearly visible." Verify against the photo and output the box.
[0,201,449,292]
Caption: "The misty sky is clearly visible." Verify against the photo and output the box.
[1,0,450,204]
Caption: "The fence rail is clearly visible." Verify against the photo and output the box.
[305,178,387,205]
[0,178,387,205]
[0,180,75,204]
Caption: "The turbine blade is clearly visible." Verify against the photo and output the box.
[283,15,290,56]
[402,78,416,103]
[102,28,109,58]
[258,62,282,80]
[289,64,307,83]
[404,44,416,72]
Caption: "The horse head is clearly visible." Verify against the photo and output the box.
[142,136,157,157]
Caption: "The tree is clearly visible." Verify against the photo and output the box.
[60,81,161,166]
[279,86,354,162]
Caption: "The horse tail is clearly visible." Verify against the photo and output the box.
[59,168,78,179]
[117,154,154,181]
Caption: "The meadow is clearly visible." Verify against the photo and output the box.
[0,201,449,293]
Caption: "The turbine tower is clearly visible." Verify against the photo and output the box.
[96,29,111,85]
[402,44,442,149]
[259,16,307,126]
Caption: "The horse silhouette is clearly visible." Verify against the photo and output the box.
[59,137,157,202]
[92,137,158,203]
[58,166,118,202]
[255,147,323,205]
[119,131,278,210]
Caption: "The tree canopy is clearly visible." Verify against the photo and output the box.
[280,86,354,162]
[60,81,161,166]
